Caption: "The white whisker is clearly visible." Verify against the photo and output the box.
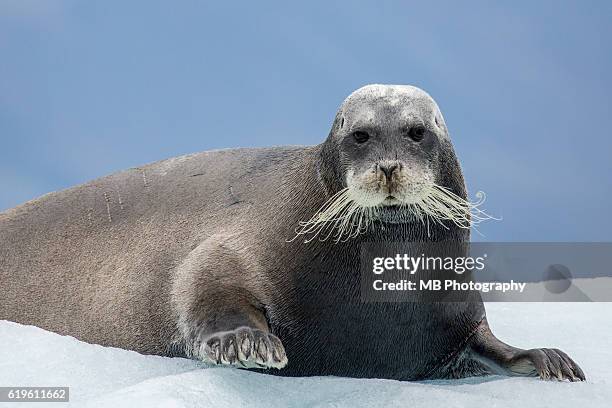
[289,184,498,243]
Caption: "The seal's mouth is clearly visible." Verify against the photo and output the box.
[382,195,401,206]
[345,164,434,208]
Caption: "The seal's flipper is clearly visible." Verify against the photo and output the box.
[467,318,585,381]
[170,235,286,369]
[203,326,287,369]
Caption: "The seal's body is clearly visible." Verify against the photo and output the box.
[0,85,584,381]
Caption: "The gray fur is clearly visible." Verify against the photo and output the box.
[0,85,584,380]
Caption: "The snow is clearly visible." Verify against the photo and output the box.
[1,303,610,407]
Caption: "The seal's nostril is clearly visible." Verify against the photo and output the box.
[379,164,399,181]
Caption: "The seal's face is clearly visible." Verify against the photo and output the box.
[299,84,489,242]
[337,85,445,209]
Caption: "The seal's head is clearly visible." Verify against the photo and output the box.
[301,84,492,242]
[332,84,446,207]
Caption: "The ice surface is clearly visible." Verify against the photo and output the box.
[1,303,610,407]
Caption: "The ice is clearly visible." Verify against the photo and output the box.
[1,303,610,407]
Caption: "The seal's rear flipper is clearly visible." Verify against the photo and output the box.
[467,318,586,381]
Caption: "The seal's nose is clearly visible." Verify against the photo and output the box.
[378,163,400,182]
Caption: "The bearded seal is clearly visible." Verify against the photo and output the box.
[0,84,585,381]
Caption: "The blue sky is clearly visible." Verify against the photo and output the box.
[1,0,610,241]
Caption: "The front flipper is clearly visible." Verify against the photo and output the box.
[171,234,288,370]
[204,326,287,369]
[468,318,585,381]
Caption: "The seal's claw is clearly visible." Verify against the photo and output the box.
[513,348,585,381]
[203,327,287,370]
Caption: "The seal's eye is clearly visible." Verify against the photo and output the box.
[409,126,426,142]
[352,131,370,144]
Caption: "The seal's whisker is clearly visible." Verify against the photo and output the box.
[322,199,357,242]
[408,185,498,230]
[291,188,357,242]
[334,201,360,242]
[291,184,497,243]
